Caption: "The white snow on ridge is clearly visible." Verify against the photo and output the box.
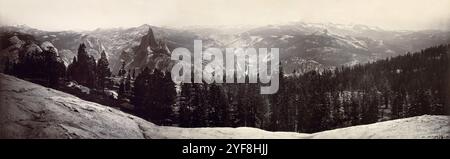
[280,35,294,41]
[0,73,448,139]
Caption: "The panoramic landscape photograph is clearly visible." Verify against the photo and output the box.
[0,0,449,139]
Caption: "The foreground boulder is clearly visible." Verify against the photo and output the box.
[0,73,448,139]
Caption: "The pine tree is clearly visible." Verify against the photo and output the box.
[118,61,126,77]
[191,83,208,127]
[67,56,77,81]
[69,43,97,88]
[96,50,111,90]
[269,64,290,131]
[133,67,151,118]
[207,83,229,127]
[161,71,177,125]
[179,82,193,127]
[118,79,125,99]
[124,73,131,93]
[86,56,97,88]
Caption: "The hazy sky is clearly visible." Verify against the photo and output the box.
[0,0,449,31]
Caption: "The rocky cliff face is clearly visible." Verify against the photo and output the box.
[126,28,172,73]
[0,26,107,66]
[0,31,63,72]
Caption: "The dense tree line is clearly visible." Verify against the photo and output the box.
[67,43,111,89]
[132,67,176,125]
[172,44,449,133]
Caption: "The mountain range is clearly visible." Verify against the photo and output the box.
[1,23,449,74]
